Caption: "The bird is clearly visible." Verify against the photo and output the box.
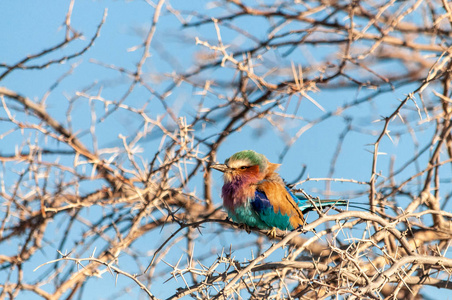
[211,150,347,236]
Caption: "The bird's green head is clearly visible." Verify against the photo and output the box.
[211,150,270,182]
[224,150,268,172]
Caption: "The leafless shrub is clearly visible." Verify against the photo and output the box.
[1,0,452,299]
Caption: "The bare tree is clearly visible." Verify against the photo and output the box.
[1,0,452,299]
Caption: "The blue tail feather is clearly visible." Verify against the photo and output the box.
[295,196,348,211]
[285,187,349,212]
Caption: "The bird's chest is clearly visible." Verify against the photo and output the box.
[221,181,256,210]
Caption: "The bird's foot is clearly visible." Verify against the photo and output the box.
[238,223,251,234]
[295,224,314,234]
[266,227,278,239]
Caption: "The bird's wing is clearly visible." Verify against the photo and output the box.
[251,180,305,230]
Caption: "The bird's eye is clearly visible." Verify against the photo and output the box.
[240,166,248,170]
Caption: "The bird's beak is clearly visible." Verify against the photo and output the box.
[211,163,229,173]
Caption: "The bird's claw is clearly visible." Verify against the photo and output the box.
[238,223,251,234]
[266,227,278,239]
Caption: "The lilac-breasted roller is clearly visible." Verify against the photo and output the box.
[212,150,347,234]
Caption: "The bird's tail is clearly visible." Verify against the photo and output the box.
[295,196,348,213]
